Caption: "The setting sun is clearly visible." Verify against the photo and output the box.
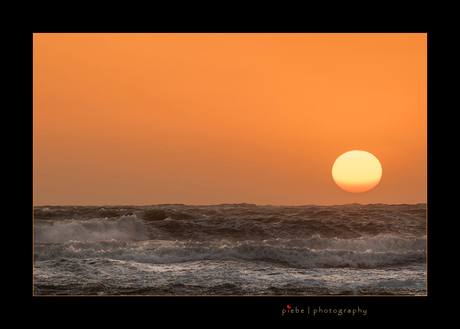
[332,150,382,193]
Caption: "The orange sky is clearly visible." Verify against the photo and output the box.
[33,33,427,205]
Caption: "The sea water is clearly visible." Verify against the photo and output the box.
[33,203,426,295]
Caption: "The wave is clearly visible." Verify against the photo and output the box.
[34,204,426,243]
[33,204,426,240]
[34,215,149,243]
[33,203,427,221]
[34,204,426,269]
[34,235,426,269]
[33,206,137,220]
[260,234,426,252]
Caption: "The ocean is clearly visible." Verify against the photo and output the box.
[33,203,426,295]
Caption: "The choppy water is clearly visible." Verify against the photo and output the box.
[33,203,426,295]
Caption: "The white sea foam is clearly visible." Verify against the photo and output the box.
[34,238,426,268]
[34,215,149,243]
[261,234,426,252]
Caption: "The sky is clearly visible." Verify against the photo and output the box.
[33,33,427,206]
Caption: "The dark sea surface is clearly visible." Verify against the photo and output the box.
[33,203,426,295]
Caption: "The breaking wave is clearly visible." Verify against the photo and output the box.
[34,215,149,243]
[34,234,425,269]
[34,204,426,268]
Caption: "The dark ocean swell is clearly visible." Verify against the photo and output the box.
[34,203,426,269]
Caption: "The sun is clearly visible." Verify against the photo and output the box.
[332,150,382,193]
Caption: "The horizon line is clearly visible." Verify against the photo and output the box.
[33,202,427,207]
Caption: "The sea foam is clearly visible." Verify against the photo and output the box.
[34,215,149,244]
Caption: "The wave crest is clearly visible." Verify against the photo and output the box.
[34,236,426,268]
[34,215,149,243]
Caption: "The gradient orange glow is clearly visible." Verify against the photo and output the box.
[332,151,382,193]
[33,33,427,205]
